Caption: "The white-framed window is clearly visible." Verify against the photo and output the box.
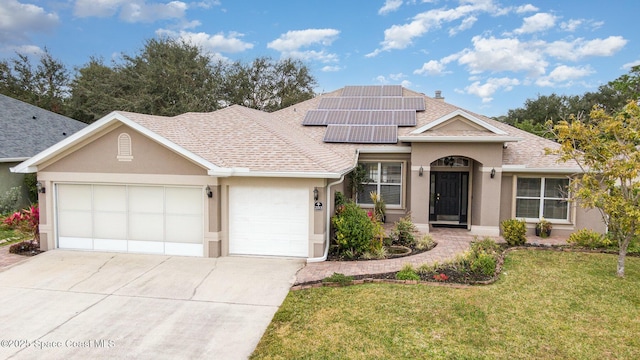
[515,177,570,221]
[356,161,403,207]
[117,133,133,161]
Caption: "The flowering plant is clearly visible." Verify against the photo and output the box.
[433,273,449,282]
[4,205,39,243]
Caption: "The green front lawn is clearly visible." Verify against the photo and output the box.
[252,250,640,359]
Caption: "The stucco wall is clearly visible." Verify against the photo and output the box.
[41,124,207,176]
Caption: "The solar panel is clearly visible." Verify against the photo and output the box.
[323,125,397,143]
[381,85,403,96]
[326,110,350,124]
[318,97,342,109]
[404,97,426,111]
[394,110,417,126]
[302,110,328,125]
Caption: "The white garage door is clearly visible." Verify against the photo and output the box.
[56,184,203,256]
[229,186,309,257]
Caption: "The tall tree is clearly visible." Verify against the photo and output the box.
[550,102,640,277]
[220,56,315,112]
[0,50,69,114]
[67,57,120,122]
[607,65,640,104]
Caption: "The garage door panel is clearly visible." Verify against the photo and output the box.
[129,213,164,241]
[94,212,127,239]
[166,215,202,243]
[57,184,203,256]
[57,184,92,211]
[229,186,309,257]
[129,186,164,213]
[94,239,127,252]
[58,211,92,238]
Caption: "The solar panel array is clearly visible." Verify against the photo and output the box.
[323,125,398,144]
[318,97,425,111]
[303,110,416,126]
[305,85,424,144]
[342,85,403,97]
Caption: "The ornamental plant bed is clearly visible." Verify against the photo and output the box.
[326,241,436,261]
[8,241,43,256]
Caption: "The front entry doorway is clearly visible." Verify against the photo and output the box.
[429,171,469,227]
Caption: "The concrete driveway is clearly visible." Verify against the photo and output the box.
[0,250,303,360]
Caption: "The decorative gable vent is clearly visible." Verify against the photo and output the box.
[117,133,133,161]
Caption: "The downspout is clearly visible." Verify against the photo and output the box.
[306,174,345,263]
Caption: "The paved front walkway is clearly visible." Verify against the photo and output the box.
[295,228,568,284]
[0,243,30,270]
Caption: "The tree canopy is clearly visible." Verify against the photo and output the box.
[1,38,317,123]
[550,101,640,277]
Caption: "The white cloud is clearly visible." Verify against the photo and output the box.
[389,72,407,81]
[74,0,187,23]
[464,77,520,103]
[267,29,339,52]
[449,16,477,36]
[560,19,583,32]
[513,12,557,34]
[622,60,640,70]
[0,0,59,43]
[155,29,254,54]
[379,0,403,15]
[545,36,627,61]
[414,60,448,76]
[515,4,538,13]
[367,0,506,56]
[268,29,340,63]
[535,65,594,87]
[457,36,548,76]
[322,65,341,72]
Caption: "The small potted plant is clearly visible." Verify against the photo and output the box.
[535,217,552,238]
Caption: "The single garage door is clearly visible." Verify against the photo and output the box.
[56,184,203,256]
[229,186,309,257]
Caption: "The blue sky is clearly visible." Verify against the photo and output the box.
[1,0,638,117]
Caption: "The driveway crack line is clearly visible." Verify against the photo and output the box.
[190,259,217,300]
[67,254,117,291]
[110,256,172,294]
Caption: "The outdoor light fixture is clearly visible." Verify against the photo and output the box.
[313,187,319,201]
[205,185,213,198]
[36,181,45,194]
[419,166,424,177]
[490,168,496,178]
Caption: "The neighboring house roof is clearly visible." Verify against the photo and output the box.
[0,94,87,161]
[12,85,579,175]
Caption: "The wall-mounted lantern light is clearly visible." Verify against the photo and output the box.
[205,185,213,198]
[490,168,496,179]
[419,166,424,177]
[313,187,319,201]
[36,181,45,194]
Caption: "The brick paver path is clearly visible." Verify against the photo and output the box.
[0,244,30,270]
[295,227,568,285]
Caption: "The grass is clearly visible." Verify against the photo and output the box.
[0,226,29,246]
[251,250,640,359]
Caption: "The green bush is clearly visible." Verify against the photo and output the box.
[322,272,354,286]
[395,264,420,281]
[415,234,436,250]
[332,202,375,257]
[0,187,22,215]
[568,229,611,249]
[391,215,417,246]
[501,218,527,246]
[471,237,500,254]
[470,252,497,276]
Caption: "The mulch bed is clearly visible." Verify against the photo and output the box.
[8,241,44,256]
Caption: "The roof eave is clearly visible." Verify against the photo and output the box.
[501,165,584,174]
[398,136,522,143]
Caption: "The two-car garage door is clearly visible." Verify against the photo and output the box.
[56,184,203,256]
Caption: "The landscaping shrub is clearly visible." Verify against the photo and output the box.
[501,218,527,246]
[9,241,38,254]
[568,229,611,249]
[390,215,417,246]
[0,186,22,215]
[334,191,347,208]
[470,252,497,276]
[415,234,436,251]
[332,202,375,257]
[322,272,354,286]
[395,264,420,281]
[471,237,501,255]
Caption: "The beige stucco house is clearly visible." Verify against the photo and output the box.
[11,85,605,260]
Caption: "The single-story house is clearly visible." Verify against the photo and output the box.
[0,94,87,210]
[11,85,605,260]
